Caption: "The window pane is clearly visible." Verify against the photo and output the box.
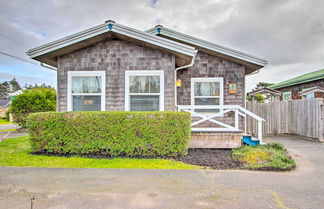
[149,76,160,93]
[139,76,150,93]
[72,76,101,93]
[194,98,220,113]
[194,82,220,96]
[306,93,314,99]
[73,95,101,111]
[129,76,149,93]
[129,75,160,93]
[194,98,220,105]
[130,95,159,111]
[129,76,139,93]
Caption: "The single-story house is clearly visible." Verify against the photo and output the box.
[269,69,324,100]
[247,87,281,102]
[26,21,267,148]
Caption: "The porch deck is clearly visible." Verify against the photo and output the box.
[177,105,264,148]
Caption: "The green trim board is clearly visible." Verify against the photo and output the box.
[270,69,324,90]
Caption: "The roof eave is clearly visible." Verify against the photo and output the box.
[146,26,268,73]
[27,22,196,68]
[270,76,324,90]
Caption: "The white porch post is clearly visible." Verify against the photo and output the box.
[258,120,263,144]
[234,109,239,130]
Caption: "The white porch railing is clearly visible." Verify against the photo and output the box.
[177,105,265,144]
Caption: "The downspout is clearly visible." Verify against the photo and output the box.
[174,50,198,110]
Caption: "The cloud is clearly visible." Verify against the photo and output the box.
[0,0,323,91]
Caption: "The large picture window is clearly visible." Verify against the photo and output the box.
[125,71,164,111]
[67,71,105,111]
[191,78,223,111]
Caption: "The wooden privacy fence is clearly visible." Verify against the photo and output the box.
[246,98,324,141]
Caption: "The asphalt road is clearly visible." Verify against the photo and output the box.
[0,136,323,209]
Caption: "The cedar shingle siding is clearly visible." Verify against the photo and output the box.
[177,51,245,128]
[177,51,245,107]
[57,40,245,115]
[57,39,175,111]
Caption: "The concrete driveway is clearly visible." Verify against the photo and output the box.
[0,136,324,209]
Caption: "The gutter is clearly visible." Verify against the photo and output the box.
[40,63,57,71]
[174,50,198,109]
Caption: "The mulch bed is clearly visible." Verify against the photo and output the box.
[172,149,242,169]
[33,148,242,169]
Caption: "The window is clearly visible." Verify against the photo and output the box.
[282,91,292,101]
[125,71,164,111]
[191,78,223,111]
[67,71,105,111]
[306,92,314,99]
[302,87,314,99]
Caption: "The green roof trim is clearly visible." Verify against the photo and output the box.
[269,69,324,89]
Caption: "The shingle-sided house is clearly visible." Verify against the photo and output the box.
[269,69,324,100]
[27,21,267,148]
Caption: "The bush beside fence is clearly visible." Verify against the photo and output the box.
[27,111,191,157]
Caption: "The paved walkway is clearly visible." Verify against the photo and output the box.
[0,136,324,209]
[0,123,19,130]
[0,124,27,142]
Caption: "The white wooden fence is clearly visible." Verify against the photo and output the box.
[246,98,324,141]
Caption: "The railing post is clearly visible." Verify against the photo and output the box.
[235,109,239,130]
[258,120,263,144]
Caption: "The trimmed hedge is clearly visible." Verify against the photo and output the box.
[27,111,191,157]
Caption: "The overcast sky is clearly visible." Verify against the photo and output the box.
[0,0,323,90]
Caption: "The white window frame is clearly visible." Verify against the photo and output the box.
[67,71,106,111]
[125,70,164,111]
[282,91,292,101]
[191,77,224,111]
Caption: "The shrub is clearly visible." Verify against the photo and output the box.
[265,142,285,151]
[232,143,295,171]
[4,111,10,120]
[10,88,56,127]
[27,111,191,157]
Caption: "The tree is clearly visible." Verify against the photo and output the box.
[253,82,274,90]
[254,93,265,103]
[9,78,21,91]
[0,84,8,98]
[23,83,54,90]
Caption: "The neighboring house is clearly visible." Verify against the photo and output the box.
[26,21,267,148]
[0,90,22,118]
[247,87,281,103]
[269,69,324,100]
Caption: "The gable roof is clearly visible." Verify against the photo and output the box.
[146,25,268,74]
[270,69,324,90]
[299,86,324,96]
[26,21,197,68]
[247,87,282,97]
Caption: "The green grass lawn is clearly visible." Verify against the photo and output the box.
[0,129,16,132]
[0,118,12,125]
[0,136,199,169]
[232,142,295,171]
